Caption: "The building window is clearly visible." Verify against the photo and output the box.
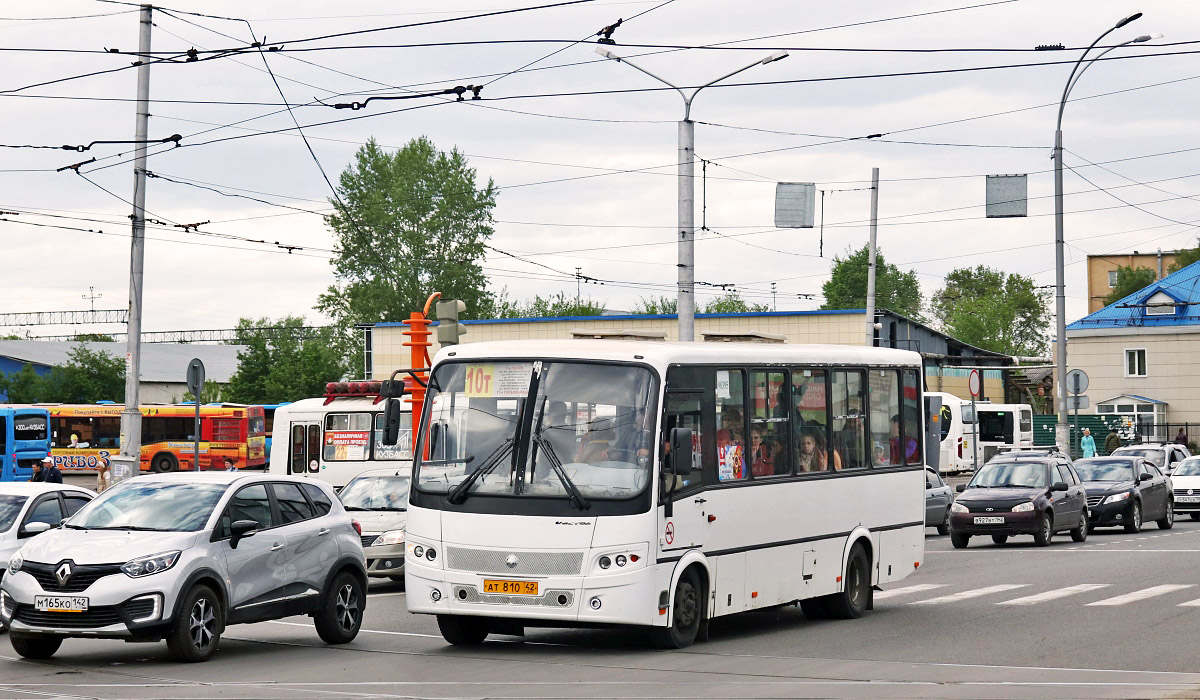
[1144,291,1175,316]
[1108,270,1118,288]
[1097,405,1115,414]
[362,328,373,379]
[1125,349,1147,377]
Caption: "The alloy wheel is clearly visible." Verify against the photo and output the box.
[336,583,361,632]
[189,598,216,650]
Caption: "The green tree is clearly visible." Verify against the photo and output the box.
[631,296,677,314]
[0,363,47,402]
[821,244,923,319]
[930,266,1051,356]
[224,317,349,404]
[495,291,607,318]
[1169,238,1200,273]
[1103,266,1157,306]
[182,380,227,404]
[40,344,126,403]
[70,333,116,342]
[317,137,497,337]
[703,291,769,313]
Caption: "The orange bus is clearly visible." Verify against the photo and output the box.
[37,403,267,472]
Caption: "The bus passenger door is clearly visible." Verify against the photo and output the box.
[288,423,323,476]
[659,391,706,555]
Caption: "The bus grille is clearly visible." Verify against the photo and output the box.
[452,585,574,608]
[446,548,583,576]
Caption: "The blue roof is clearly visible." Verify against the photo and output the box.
[1068,260,1200,330]
[1098,394,1167,405]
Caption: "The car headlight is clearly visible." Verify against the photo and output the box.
[121,551,181,578]
[375,529,405,546]
[1011,501,1035,513]
[1102,492,1132,505]
[950,502,968,514]
[7,553,21,576]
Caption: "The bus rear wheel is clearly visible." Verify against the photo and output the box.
[151,452,178,473]
[656,567,703,649]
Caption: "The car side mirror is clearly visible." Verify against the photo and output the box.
[1051,481,1068,492]
[18,521,52,538]
[926,481,933,490]
[1139,472,1153,482]
[956,483,966,493]
[382,398,404,446]
[669,427,693,477]
[229,519,259,549]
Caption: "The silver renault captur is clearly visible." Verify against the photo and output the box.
[0,472,366,662]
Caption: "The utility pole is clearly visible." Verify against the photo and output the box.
[118,4,152,472]
[864,167,879,347]
[82,287,101,311]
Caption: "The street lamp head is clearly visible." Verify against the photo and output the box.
[1133,32,1163,42]
[1114,12,1142,29]
[760,50,789,64]
[594,46,618,60]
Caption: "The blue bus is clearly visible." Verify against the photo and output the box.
[1,407,51,481]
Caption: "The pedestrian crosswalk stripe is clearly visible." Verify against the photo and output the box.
[874,584,947,601]
[911,584,1028,605]
[996,584,1110,606]
[1086,584,1194,607]
[1178,597,1200,607]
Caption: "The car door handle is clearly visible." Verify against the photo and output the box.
[317,528,330,536]
[270,542,285,551]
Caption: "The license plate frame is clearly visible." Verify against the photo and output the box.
[1177,495,1200,503]
[34,595,89,613]
[482,579,539,596]
[973,516,1005,525]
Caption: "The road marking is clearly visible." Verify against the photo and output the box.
[1086,584,1194,606]
[368,591,407,598]
[874,583,947,600]
[997,583,1110,605]
[911,584,1028,604]
[267,620,441,638]
[1177,597,1200,607]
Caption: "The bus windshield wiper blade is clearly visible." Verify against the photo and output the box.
[533,436,591,511]
[447,438,515,505]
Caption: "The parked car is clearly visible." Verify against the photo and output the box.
[1112,443,1192,474]
[339,469,409,581]
[0,483,96,633]
[1169,456,1200,520]
[925,467,953,535]
[1,472,366,662]
[1074,457,1174,533]
[993,447,1072,462]
[949,457,1088,548]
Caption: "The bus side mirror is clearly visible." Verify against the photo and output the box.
[382,398,403,446]
[669,428,693,476]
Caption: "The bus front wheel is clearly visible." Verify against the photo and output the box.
[826,543,870,620]
[436,614,489,645]
[151,453,179,473]
[656,567,704,649]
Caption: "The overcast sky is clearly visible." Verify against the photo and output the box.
[3,0,1198,339]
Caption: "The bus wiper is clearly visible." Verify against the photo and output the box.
[447,438,515,505]
[533,436,591,511]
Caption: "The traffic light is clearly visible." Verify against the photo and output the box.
[435,299,467,345]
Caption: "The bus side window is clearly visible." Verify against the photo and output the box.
[792,368,830,473]
[832,370,866,470]
[749,370,789,478]
[306,425,322,473]
[715,369,746,482]
[289,424,305,475]
[903,370,923,465]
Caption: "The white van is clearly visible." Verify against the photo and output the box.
[268,392,413,489]
[927,392,970,474]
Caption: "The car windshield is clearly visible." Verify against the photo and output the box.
[1173,458,1200,477]
[416,360,657,502]
[68,481,229,531]
[1115,448,1164,466]
[970,461,1048,489]
[0,495,27,532]
[340,475,410,511]
[1073,459,1135,482]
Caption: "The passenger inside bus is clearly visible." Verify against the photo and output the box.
[797,428,841,472]
[750,427,773,476]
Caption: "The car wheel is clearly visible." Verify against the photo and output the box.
[950,532,970,549]
[314,572,364,644]
[991,534,1008,545]
[936,510,950,536]
[825,543,870,620]
[1158,500,1175,530]
[166,585,222,662]
[1071,511,1089,542]
[1124,501,1142,534]
[1033,514,1054,546]
[151,452,178,473]
[655,566,704,648]
[436,614,490,645]
[10,634,62,659]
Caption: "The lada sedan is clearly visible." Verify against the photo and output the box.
[949,457,1088,548]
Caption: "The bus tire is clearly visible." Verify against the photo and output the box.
[825,543,870,620]
[436,615,489,645]
[656,566,703,649]
[800,598,830,620]
[151,452,178,473]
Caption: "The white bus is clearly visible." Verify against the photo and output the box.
[927,392,969,475]
[970,402,1034,464]
[269,388,413,489]
[398,340,927,648]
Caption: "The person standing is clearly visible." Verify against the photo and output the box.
[32,456,62,484]
[1104,427,1121,455]
[1080,428,1096,458]
[1175,427,1188,445]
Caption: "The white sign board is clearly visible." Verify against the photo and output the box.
[774,182,816,228]
[1066,395,1089,410]
[985,174,1028,218]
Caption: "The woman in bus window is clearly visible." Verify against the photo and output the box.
[750,427,774,477]
[797,428,841,472]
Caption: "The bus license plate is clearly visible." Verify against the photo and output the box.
[34,596,88,613]
[483,579,538,596]
[974,516,1005,525]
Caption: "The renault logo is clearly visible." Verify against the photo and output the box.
[55,561,73,586]
[505,555,518,569]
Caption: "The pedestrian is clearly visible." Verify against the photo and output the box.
[1080,428,1096,458]
[32,456,62,484]
[224,457,238,472]
[1175,427,1188,445]
[95,460,111,493]
[1104,427,1121,455]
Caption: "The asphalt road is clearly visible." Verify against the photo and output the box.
[4,512,1200,699]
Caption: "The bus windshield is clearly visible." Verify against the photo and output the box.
[416,360,657,502]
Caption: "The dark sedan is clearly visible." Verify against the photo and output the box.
[949,457,1089,548]
[1074,457,1174,533]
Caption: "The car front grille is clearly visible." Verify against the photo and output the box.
[967,505,1012,513]
[361,534,379,548]
[22,562,124,593]
[446,547,584,576]
[1174,488,1200,498]
[14,605,123,629]
[1087,495,1105,507]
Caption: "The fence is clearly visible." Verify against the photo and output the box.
[1034,415,1199,458]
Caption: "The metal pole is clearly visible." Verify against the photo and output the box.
[678,119,695,341]
[864,167,879,346]
[1054,129,1070,455]
[119,4,151,466]
[1071,373,1080,459]
[193,399,201,470]
[971,395,980,471]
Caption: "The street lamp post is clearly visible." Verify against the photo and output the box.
[596,47,788,341]
[1052,13,1156,453]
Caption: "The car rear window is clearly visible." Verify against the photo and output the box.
[301,483,333,516]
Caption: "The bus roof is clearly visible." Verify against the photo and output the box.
[433,340,922,369]
[21,404,261,418]
[276,396,412,415]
